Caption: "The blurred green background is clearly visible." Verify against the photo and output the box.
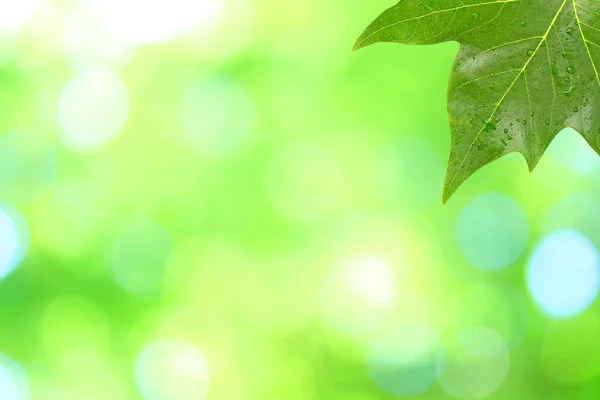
[0,0,599,399]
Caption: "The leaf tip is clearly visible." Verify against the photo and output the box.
[442,166,462,205]
[353,24,379,52]
[352,38,367,52]
[441,187,454,205]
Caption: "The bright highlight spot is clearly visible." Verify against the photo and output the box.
[457,193,529,270]
[58,68,129,152]
[61,6,133,70]
[180,77,254,157]
[83,0,226,45]
[367,324,439,396]
[0,0,39,31]
[0,205,28,280]
[437,327,509,399]
[135,340,209,400]
[320,257,397,336]
[111,217,172,297]
[0,355,28,400]
[527,230,600,318]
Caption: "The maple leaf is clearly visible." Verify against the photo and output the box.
[355,0,600,203]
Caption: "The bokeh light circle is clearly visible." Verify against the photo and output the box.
[367,324,439,396]
[0,355,28,400]
[58,68,129,152]
[527,230,600,318]
[179,77,254,157]
[457,193,529,270]
[135,340,209,400]
[319,257,397,337]
[437,327,509,399]
[0,204,28,280]
[0,0,39,31]
[61,6,133,70]
[83,0,226,45]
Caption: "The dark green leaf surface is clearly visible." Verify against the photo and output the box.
[355,0,600,203]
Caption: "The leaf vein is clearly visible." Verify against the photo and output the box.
[355,0,519,49]
[446,0,570,192]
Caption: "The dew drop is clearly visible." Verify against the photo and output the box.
[564,86,575,97]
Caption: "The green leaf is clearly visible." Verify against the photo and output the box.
[355,0,600,203]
